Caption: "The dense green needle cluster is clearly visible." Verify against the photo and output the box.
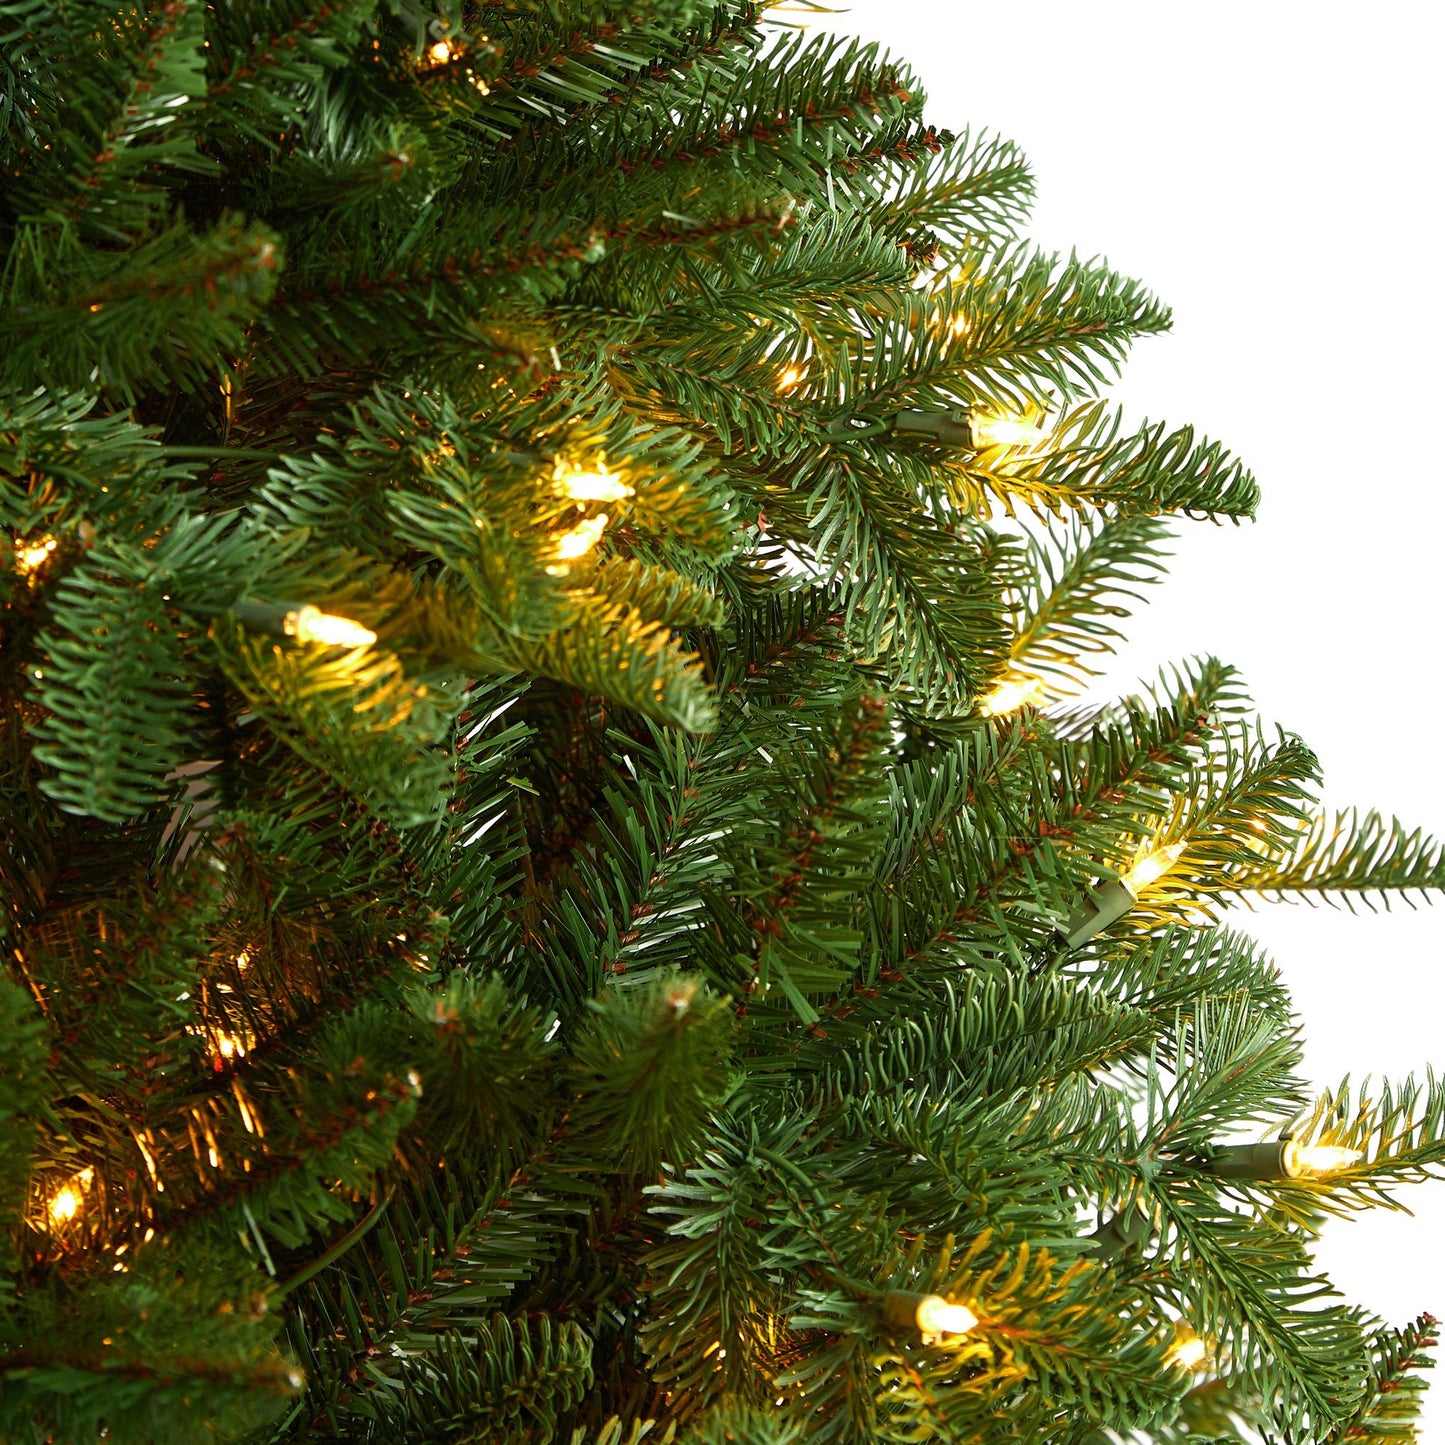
[2,1,1444,1442]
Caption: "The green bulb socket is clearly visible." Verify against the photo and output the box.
[880,1290,929,1330]
[892,408,976,447]
[1201,1142,1290,1180]
[231,600,296,635]
[1087,1207,1152,1260]
[1058,879,1135,948]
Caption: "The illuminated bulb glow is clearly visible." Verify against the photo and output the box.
[1283,1141,1364,1178]
[216,1031,246,1060]
[1166,1336,1207,1371]
[427,39,455,64]
[915,1295,979,1339]
[49,1187,80,1222]
[553,513,609,562]
[555,458,633,503]
[978,675,1047,717]
[47,1167,94,1224]
[15,535,58,575]
[776,364,807,393]
[284,605,377,648]
[1120,842,1186,896]
[970,414,1048,448]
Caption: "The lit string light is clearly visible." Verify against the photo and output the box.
[1119,841,1186,896]
[1059,840,1187,948]
[978,674,1047,717]
[554,456,633,503]
[283,605,377,648]
[547,514,609,573]
[881,1290,980,1346]
[47,1166,95,1224]
[915,1295,979,1344]
[49,1186,81,1223]
[14,534,58,578]
[969,413,1049,448]
[210,1025,252,1064]
[874,406,1053,451]
[1165,1334,1207,1371]
[1204,1138,1364,1180]
[1284,1141,1364,1177]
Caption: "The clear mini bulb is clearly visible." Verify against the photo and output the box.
[49,1186,81,1223]
[553,513,609,563]
[1120,842,1186,896]
[1166,1336,1207,1371]
[978,675,1046,717]
[284,605,377,648]
[47,1167,95,1224]
[14,534,58,576]
[215,1030,247,1060]
[1282,1141,1364,1178]
[915,1295,979,1339]
[555,458,633,503]
[970,414,1048,448]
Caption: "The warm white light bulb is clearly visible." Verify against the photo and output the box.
[49,1187,80,1223]
[553,513,609,562]
[427,39,454,64]
[555,458,633,503]
[1282,1141,1364,1178]
[285,605,377,648]
[915,1296,979,1339]
[970,414,1048,448]
[15,535,58,576]
[978,675,1046,717]
[776,364,807,393]
[1121,842,1186,896]
[47,1167,93,1223]
[1166,1336,1207,1371]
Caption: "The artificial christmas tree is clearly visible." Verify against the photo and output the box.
[2,1,1443,1441]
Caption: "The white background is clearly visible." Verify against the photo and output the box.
[807,1,1445,1436]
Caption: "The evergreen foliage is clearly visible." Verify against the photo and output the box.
[0,2,1441,1442]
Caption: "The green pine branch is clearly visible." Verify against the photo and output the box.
[0,1257,300,1445]
[5,0,213,241]
[1154,1195,1370,1439]
[1272,1075,1445,1219]
[1321,1313,1438,1445]
[1003,512,1173,698]
[845,248,1172,413]
[952,401,1260,521]
[640,1115,793,1420]
[866,126,1035,246]
[326,1310,595,1444]
[450,3,763,144]
[30,566,196,822]
[1222,808,1445,911]
[3,215,282,398]
[566,972,734,1175]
